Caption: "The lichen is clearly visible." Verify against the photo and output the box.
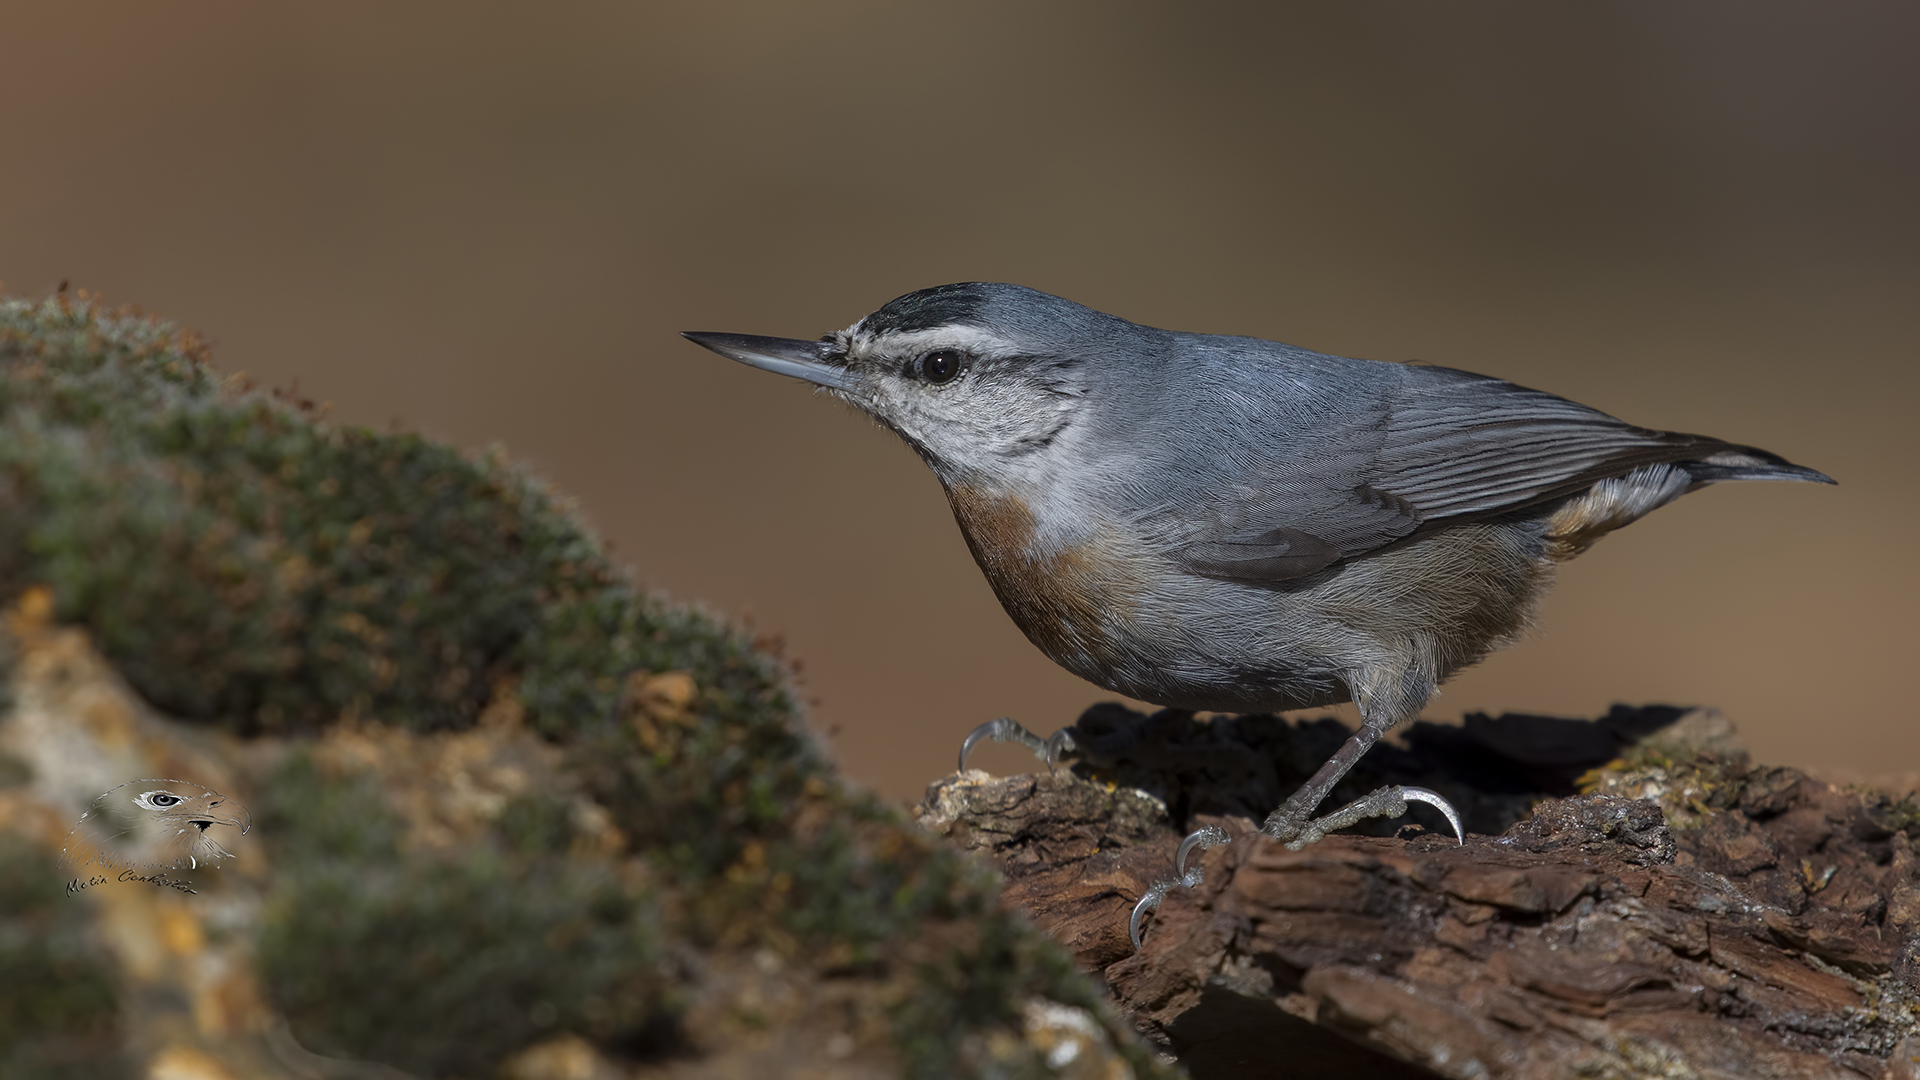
[1580,752,1739,830]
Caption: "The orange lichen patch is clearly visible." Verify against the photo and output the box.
[477,677,530,730]
[312,713,547,851]
[632,670,699,723]
[502,1033,626,1080]
[97,886,171,981]
[944,483,1146,675]
[84,696,142,751]
[10,583,56,629]
[199,962,274,1038]
[568,799,627,859]
[145,1044,242,1080]
[161,906,206,956]
[161,939,278,1041]
[8,594,131,729]
[307,682,632,857]
[624,669,701,753]
[0,786,77,848]
[10,609,140,753]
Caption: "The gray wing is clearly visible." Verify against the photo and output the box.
[1176,363,1806,583]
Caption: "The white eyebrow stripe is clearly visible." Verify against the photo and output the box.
[845,324,1026,363]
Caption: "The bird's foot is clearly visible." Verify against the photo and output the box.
[1261,785,1464,850]
[1128,790,1463,948]
[956,716,1078,773]
[1128,823,1230,948]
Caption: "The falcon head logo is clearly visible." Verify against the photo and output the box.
[59,779,252,872]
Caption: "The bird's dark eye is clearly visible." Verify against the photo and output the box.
[144,792,181,807]
[918,349,964,384]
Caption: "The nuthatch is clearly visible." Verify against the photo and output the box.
[685,282,1831,944]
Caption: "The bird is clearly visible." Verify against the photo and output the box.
[684,282,1831,943]
[59,778,251,873]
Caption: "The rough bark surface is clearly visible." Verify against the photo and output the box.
[919,705,1920,1079]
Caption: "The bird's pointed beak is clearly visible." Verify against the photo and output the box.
[193,807,252,834]
[682,332,853,391]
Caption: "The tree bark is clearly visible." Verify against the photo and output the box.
[919,705,1920,1079]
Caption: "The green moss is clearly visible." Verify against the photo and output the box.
[1580,747,1742,830]
[256,752,670,1077]
[0,836,128,1080]
[0,608,14,722]
[1879,795,1920,838]
[0,294,1171,1079]
[894,907,1120,1079]
[0,295,801,758]
[497,791,579,855]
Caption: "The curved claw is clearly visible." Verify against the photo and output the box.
[1133,825,1234,950]
[1174,824,1231,879]
[957,719,998,772]
[958,717,1026,772]
[1398,786,1465,845]
[1129,880,1173,949]
[958,717,1077,773]
[1043,728,1078,768]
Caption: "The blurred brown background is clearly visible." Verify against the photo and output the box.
[2,2,1914,802]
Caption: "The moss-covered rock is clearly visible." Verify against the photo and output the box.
[0,294,793,748]
[0,834,127,1080]
[0,293,1169,1079]
[257,752,671,1076]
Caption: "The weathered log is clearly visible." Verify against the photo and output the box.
[919,705,1920,1079]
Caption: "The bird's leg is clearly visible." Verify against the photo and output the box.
[1258,711,1391,841]
[1130,704,1466,949]
[956,716,1078,773]
[1259,703,1463,850]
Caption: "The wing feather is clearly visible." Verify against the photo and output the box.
[1174,362,1792,584]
